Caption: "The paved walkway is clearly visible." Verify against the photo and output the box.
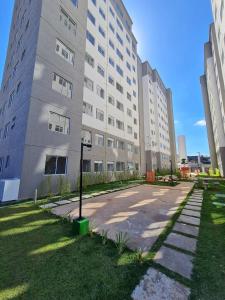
[132,189,204,300]
[50,182,193,252]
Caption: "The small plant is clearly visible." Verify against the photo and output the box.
[136,248,145,264]
[89,221,96,238]
[100,229,109,245]
[115,232,129,254]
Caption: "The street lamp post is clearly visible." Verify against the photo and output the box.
[79,142,92,220]
[73,142,92,235]
[170,159,174,186]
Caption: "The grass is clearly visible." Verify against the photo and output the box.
[0,202,148,300]
[190,181,225,299]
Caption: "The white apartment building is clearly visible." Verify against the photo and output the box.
[200,0,225,175]
[138,61,176,172]
[0,0,177,200]
[81,0,140,173]
[178,135,187,163]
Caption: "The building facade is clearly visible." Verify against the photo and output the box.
[177,135,187,163]
[138,61,176,173]
[81,0,140,174]
[200,0,225,176]
[0,0,177,200]
[0,0,88,199]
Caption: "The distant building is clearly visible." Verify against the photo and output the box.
[177,135,187,163]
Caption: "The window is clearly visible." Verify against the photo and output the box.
[97,65,105,77]
[71,0,78,7]
[87,10,95,25]
[109,7,115,18]
[127,92,131,101]
[108,115,115,126]
[0,158,4,173]
[16,81,21,94]
[83,160,91,172]
[84,76,94,91]
[116,161,125,171]
[134,132,138,139]
[8,91,15,108]
[134,118,137,125]
[107,162,114,172]
[81,130,92,144]
[108,95,115,105]
[52,73,72,98]
[127,108,132,117]
[97,85,105,99]
[86,30,95,45]
[117,140,125,150]
[116,101,124,112]
[109,57,114,67]
[126,48,130,56]
[99,7,106,19]
[99,25,105,37]
[48,112,70,135]
[116,120,124,130]
[60,8,77,35]
[96,108,104,121]
[116,82,123,94]
[133,104,137,111]
[85,52,94,67]
[45,156,67,175]
[56,39,74,65]
[109,23,115,33]
[83,101,93,116]
[91,0,96,5]
[126,62,131,71]
[126,34,130,43]
[98,45,105,57]
[116,18,123,31]
[108,75,114,85]
[127,125,133,134]
[116,65,123,77]
[95,134,104,146]
[21,49,26,61]
[116,33,123,45]
[109,39,115,49]
[107,138,114,148]
[5,156,10,169]
[127,162,134,170]
[127,143,133,152]
[94,161,104,172]
[127,77,131,85]
[116,48,123,61]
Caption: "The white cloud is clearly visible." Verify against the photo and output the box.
[194,119,206,127]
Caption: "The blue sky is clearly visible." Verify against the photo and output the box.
[0,0,212,155]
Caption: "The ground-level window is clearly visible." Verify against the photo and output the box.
[44,156,67,175]
[116,161,125,171]
[107,162,114,172]
[94,161,103,172]
[135,163,139,170]
[127,162,134,170]
[83,160,91,172]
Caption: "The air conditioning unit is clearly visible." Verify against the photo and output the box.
[0,179,20,202]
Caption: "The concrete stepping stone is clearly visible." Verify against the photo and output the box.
[178,215,200,226]
[154,246,193,279]
[189,197,202,201]
[40,203,58,209]
[185,204,201,211]
[164,232,197,253]
[188,199,202,204]
[70,197,79,202]
[131,268,190,300]
[187,200,202,206]
[173,222,199,237]
[215,194,225,198]
[182,209,201,218]
[213,202,225,207]
[54,200,71,205]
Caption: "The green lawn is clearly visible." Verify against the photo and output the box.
[0,202,148,300]
[190,182,225,299]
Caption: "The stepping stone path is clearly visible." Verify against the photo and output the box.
[39,184,141,210]
[215,194,225,198]
[132,189,204,299]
